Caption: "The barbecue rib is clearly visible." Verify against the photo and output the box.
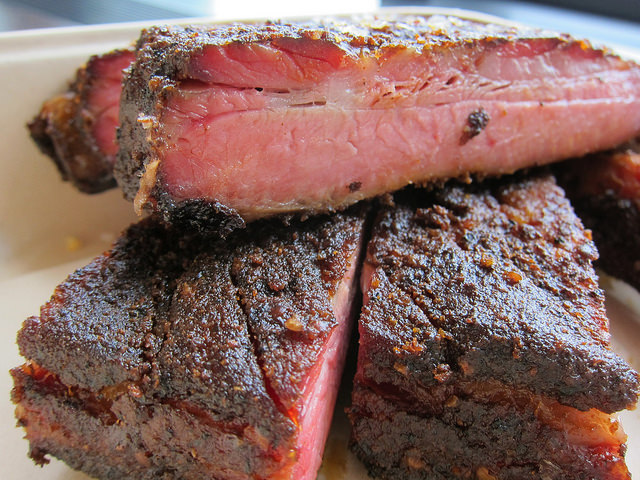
[349,173,639,479]
[29,49,134,193]
[115,14,640,222]
[11,207,366,480]
[556,142,640,291]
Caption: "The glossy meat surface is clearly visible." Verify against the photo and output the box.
[116,14,640,222]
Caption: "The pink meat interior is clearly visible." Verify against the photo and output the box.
[289,250,360,480]
[87,51,135,158]
[156,38,640,218]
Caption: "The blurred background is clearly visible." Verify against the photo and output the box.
[0,0,638,49]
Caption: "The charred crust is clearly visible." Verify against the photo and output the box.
[13,206,367,477]
[575,192,640,290]
[128,16,594,58]
[351,172,638,480]
[28,92,117,194]
[349,181,362,192]
[27,115,57,161]
[360,172,639,413]
[162,198,246,238]
[555,147,640,291]
[460,107,490,145]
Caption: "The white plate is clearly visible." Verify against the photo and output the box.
[0,11,638,480]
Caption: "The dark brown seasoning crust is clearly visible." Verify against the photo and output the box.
[573,194,640,289]
[139,14,574,53]
[12,205,367,479]
[115,14,600,217]
[162,197,246,237]
[28,49,134,193]
[460,107,490,144]
[358,173,638,412]
[555,143,640,291]
[349,172,639,479]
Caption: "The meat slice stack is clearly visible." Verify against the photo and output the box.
[11,207,366,480]
[16,11,640,480]
[349,173,639,479]
[12,171,639,479]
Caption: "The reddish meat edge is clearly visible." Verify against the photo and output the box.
[28,49,134,193]
[355,263,632,477]
[11,247,361,480]
[292,249,360,479]
[118,17,640,221]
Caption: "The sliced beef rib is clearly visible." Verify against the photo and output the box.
[349,173,639,479]
[116,14,640,222]
[11,206,366,480]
